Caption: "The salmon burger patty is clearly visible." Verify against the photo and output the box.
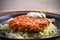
[9,15,50,32]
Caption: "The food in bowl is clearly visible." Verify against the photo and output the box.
[0,12,57,39]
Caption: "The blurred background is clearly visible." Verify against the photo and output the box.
[0,0,60,13]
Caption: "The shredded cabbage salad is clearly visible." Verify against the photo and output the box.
[0,21,57,39]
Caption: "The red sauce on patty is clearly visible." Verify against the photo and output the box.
[9,15,50,32]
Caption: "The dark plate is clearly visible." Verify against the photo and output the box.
[0,11,60,40]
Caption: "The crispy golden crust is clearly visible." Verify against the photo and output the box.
[9,15,50,32]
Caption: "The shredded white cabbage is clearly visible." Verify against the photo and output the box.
[0,22,57,39]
